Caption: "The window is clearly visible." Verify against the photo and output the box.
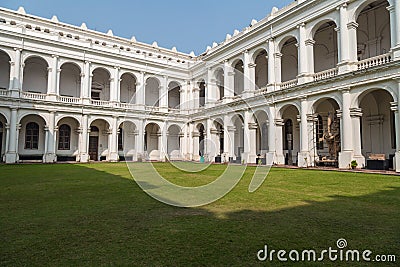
[25,122,39,149]
[118,127,123,151]
[316,115,324,150]
[284,119,293,150]
[58,124,71,150]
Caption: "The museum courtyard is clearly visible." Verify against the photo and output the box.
[0,163,399,266]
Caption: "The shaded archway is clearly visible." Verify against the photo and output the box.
[23,56,48,94]
[313,21,338,73]
[0,50,11,90]
[197,123,205,157]
[280,105,300,165]
[145,123,160,160]
[214,68,224,100]
[253,110,269,157]
[91,68,110,101]
[168,81,181,109]
[198,80,206,107]
[167,124,182,160]
[18,114,46,161]
[281,37,298,82]
[359,89,395,165]
[356,0,391,60]
[56,117,80,161]
[232,114,244,160]
[233,60,244,96]
[59,63,81,97]
[118,121,137,161]
[254,49,268,89]
[120,73,136,104]
[145,77,160,107]
[313,98,341,165]
[89,119,110,161]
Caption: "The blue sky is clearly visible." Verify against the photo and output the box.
[1,0,293,55]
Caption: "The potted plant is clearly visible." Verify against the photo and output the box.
[351,160,358,170]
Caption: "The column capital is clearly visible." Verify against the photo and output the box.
[248,62,256,68]
[296,22,306,29]
[227,126,236,132]
[339,86,351,93]
[274,52,283,58]
[248,122,258,130]
[305,39,315,46]
[390,102,398,112]
[347,21,359,30]
[275,118,284,126]
[350,107,363,117]
[386,5,395,12]
[298,96,307,101]
[51,54,59,59]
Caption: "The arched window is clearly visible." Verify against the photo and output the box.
[284,119,293,150]
[25,122,39,149]
[118,127,123,151]
[58,124,71,150]
[316,115,324,150]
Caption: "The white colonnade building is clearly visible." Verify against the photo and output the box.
[0,0,399,172]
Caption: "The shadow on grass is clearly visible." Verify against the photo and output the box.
[0,163,399,266]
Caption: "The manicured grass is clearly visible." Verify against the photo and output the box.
[0,163,399,266]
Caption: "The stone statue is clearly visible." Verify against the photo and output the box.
[324,112,341,160]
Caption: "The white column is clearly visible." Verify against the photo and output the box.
[5,108,18,163]
[396,1,400,47]
[275,118,285,165]
[79,114,89,162]
[82,61,91,101]
[109,116,119,161]
[339,3,350,64]
[274,53,282,85]
[192,131,200,161]
[267,39,276,91]
[180,81,188,111]
[243,50,254,98]
[393,79,400,172]
[305,39,315,74]
[338,88,354,169]
[188,123,194,160]
[223,115,232,162]
[224,60,234,101]
[110,66,120,102]
[192,87,200,111]
[347,22,359,63]
[387,5,397,49]
[160,76,168,111]
[298,97,311,167]
[47,55,58,98]
[11,48,22,97]
[267,106,276,165]
[137,72,145,109]
[44,111,56,163]
[297,23,308,77]
[135,119,144,160]
[160,123,167,161]
[350,108,365,168]
[206,69,214,106]
[248,122,258,164]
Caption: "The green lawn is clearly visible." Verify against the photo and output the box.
[0,163,399,266]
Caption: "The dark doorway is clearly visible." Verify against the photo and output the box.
[89,136,99,161]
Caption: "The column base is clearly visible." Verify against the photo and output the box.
[5,152,18,163]
[391,46,400,60]
[297,74,313,84]
[266,152,276,165]
[79,153,90,163]
[394,152,400,173]
[297,151,311,167]
[275,153,285,165]
[43,153,57,163]
[246,153,257,164]
[266,84,276,93]
[107,152,119,162]
[337,61,357,74]
[353,155,366,169]
[10,89,20,98]
[46,94,58,101]
[241,91,253,99]
[338,150,354,169]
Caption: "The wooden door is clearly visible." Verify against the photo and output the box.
[89,136,98,161]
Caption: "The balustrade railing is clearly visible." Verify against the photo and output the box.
[357,53,392,71]
[21,91,46,100]
[280,79,298,89]
[313,67,338,82]
[58,95,81,104]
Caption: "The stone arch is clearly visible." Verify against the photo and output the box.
[120,72,137,104]
[0,49,11,90]
[168,81,181,109]
[145,77,160,107]
[60,62,81,97]
[56,116,80,161]
[91,67,111,101]
[22,56,49,94]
